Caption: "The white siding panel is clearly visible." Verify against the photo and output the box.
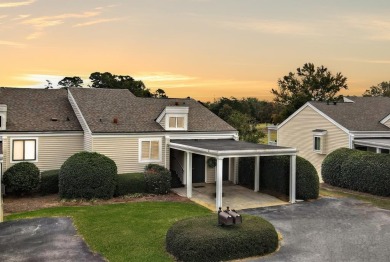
[92,136,167,174]
[4,135,83,172]
[384,119,390,128]
[278,106,349,180]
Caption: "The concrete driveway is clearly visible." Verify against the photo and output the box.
[0,217,104,262]
[242,197,390,262]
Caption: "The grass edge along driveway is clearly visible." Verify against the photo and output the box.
[6,201,211,262]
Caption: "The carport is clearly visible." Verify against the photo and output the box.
[169,139,297,211]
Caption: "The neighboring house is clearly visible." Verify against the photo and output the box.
[274,96,390,179]
[0,87,298,209]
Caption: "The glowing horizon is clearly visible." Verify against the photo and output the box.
[1,0,389,102]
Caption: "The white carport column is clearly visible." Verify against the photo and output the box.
[376,148,382,153]
[215,157,224,211]
[186,152,192,198]
[254,156,260,192]
[289,155,296,203]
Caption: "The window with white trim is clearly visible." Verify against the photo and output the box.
[169,116,185,129]
[313,136,321,151]
[12,139,37,161]
[139,138,162,162]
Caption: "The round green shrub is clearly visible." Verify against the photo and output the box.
[166,214,278,262]
[296,156,319,200]
[3,162,40,195]
[256,156,319,200]
[322,148,356,187]
[115,173,146,196]
[59,151,117,199]
[40,169,59,195]
[341,153,390,196]
[144,164,171,194]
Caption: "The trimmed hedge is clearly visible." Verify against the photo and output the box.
[40,169,59,195]
[115,173,146,196]
[59,152,117,199]
[166,214,278,262]
[3,162,40,195]
[144,164,171,194]
[239,156,319,200]
[322,148,390,196]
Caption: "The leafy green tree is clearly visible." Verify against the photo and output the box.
[363,81,390,97]
[227,111,264,143]
[58,76,83,88]
[89,72,153,97]
[272,63,348,120]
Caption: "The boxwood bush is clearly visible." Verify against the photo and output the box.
[322,148,390,196]
[59,151,117,199]
[239,156,319,200]
[115,173,146,196]
[3,162,40,195]
[166,214,278,262]
[144,164,171,194]
[40,169,59,195]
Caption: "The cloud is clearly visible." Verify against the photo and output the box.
[12,14,31,20]
[73,17,123,27]
[220,18,317,36]
[344,15,390,40]
[22,11,100,28]
[0,0,35,8]
[134,72,197,82]
[0,40,25,47]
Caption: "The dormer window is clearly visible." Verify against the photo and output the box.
[156,106,189,131]
[169,116,185,129]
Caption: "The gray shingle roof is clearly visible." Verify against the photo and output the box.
[69,88,236,133]
[0,88,82,132]
[309,96,390,131]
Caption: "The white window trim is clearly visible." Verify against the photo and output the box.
[313,136,322,152]
[138,137,162,163]
[165,114,188,131]
[10,137,39,163]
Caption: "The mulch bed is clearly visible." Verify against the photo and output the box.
[3,192,190,215]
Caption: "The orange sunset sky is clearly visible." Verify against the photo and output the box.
[0,0,389,101]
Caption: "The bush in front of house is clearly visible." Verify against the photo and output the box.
[322,148,359,188]
[59,151,117,199]
[3,162,40,195]
[144,164,171,194]
[166,214,278,262]
[40,169,59,195]
[322,148,390,196]
[240,156,319,200]
[115,173,146,196]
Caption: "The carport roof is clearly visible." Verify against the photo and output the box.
[170,139,297,157]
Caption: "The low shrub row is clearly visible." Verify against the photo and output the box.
[166,214,278,262]
[238,156,319,200]
[3,152,171,199]
[322,148,390,196]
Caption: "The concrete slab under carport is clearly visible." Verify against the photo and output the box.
[171,182,287,211]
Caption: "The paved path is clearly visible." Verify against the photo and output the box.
[242,197,390,262]
[0,217,104,262]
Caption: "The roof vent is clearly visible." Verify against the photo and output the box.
[66,116,70,121]
[333,101,337,105]
[174,102,179,106]
[113,117,118,124]
[51,117,58,121]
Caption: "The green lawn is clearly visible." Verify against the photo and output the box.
[6,202,211,262]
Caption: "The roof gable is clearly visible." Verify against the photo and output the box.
[69,88,235,133]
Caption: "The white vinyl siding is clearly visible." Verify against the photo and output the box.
[384,119,390,128]
[5,135,83,171]
[92,136,166,174]
[278,106,349,180]
[206,156,216,183]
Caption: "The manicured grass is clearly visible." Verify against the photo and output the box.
[6,202,211,262]
[320,187,390,210]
